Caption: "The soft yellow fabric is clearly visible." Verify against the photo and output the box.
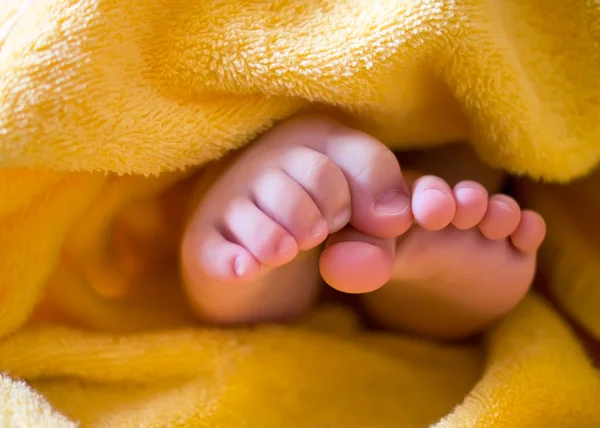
[0,0,599,426]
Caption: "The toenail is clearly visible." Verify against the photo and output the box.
[493,197,518,212]
[455,187,478,201]
[423,188,450,199]
[310,218,329,237]
[374,190,410,216]
[332,207,351,230]
[233,256,251,277]
[277,235,297,255]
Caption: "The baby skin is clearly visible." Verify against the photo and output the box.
[181,115,546,339]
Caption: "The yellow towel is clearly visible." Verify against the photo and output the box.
[1,0,599,426]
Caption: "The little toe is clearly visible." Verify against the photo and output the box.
[320,227,395,294]
[452,181,488,230]
[223,197,299,267]
[510,210,546,254]
[412,175,456,231]
[478,194,521,240]
[181,227,261,285]
[250,168,329,251]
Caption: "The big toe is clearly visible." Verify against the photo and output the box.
[317,125,413,238]
[319,228,395,294]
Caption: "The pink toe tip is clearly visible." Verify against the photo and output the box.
[233,255,252,277]
[455,187,479,203]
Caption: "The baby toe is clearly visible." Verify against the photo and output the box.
[181,227,261,285]
[250,168,329,251]
[412,175,456,231]
[510,210,546,254]
[223,197,299,267]
[478,194,521,240]
[281,146,352,234]
[452,181,488,230]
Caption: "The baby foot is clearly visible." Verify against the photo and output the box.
[393,176,546,280]
[322,176,546,338]
[181,115,413,323]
